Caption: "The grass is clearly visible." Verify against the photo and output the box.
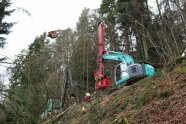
[156,89,173,99]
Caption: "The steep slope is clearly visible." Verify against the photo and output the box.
[45,58,186,124]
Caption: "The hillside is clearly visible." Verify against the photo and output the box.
[43,58,186,124]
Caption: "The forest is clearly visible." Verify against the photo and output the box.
[0,0,186,123]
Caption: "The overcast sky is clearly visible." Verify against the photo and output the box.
[3,0,102,56]
[0,0,102,76]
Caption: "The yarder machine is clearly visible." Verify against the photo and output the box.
[94,21,155,90]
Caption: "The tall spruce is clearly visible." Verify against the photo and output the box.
[0,0,14,48]
[71,8,99,99]
[8,33,52,123]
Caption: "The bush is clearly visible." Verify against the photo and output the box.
[156,90,173,99]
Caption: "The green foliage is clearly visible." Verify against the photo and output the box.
[99,0,119,51]
[0,104,6,124]
[0,0,15,65]
[0,0,15,48]
[156,90,173,99]
[124,117,129,124]
[181,60,186,66]
[180,67,186,73]
[89,105,107,124]
[180,60,186,73]
[71,8,99,98]
[6,33,52,123]
[111,116,129,124]
[131,95,150,109]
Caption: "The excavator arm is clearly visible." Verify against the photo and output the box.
[102,51,134,64]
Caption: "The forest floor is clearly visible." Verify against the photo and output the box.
[44,58,186,124]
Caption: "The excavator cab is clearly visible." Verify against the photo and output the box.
[115,62,130,85]
[114,62,155,85]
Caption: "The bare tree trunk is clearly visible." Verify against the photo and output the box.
[175,0,186,35]
[86,38,89,92]
[140,12,149,61]
[166,0,180,56]
[82,36,85,91]
[156,0,173,60]
[124,29,130,54]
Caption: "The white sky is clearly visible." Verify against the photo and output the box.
[2,0,102,57]
[0,0,102,77]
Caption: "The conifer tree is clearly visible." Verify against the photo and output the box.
[0,0,14,48]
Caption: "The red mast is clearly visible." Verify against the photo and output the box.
[94,21,110,90]
[98,21,105,75]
